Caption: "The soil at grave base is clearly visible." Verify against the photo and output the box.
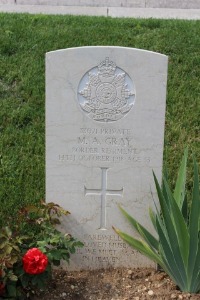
[33,268,200,300]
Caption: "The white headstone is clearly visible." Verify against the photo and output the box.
[46,46,168,270]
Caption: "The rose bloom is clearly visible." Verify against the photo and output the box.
[22,248,48,275]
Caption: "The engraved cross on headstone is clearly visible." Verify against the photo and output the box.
[84,167,123,230]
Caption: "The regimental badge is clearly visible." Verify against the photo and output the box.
[78,57,136,122]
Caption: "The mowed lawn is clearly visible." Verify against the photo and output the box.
[0,13,199,226]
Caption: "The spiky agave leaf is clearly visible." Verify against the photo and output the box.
[114,149,200,293]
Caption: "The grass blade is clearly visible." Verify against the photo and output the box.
[155,217,185,289]
[113,227,163,267]
[188,157,200,289]
[174,148,188,209]
[153,173,188,285]
[181,194,188,222]
[119,206,159,251]
[163,177,189,268]
[149,207,157,231]
[189,234,200,292]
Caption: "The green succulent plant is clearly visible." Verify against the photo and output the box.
[114,149,200,293]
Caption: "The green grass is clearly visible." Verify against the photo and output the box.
[0,13,199,226]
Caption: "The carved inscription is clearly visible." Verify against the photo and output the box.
[58,127,153,165]
[78,58,135,122]
[77,234,138,266]
[85,167,123,230]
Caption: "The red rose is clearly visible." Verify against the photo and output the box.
[22,248,48,275]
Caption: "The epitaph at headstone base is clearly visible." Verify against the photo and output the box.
[46,46,168,270]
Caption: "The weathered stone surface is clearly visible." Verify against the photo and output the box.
[146,0,200,9]
[109,7,200,19]
[14,0,200,9]
[16,0,145,7]
[0,0,15,4]
[46,46,168,270]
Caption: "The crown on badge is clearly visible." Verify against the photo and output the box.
[98,57,116,76]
